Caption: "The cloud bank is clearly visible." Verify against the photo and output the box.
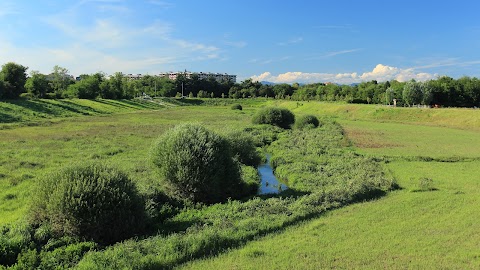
[251,64,437,84]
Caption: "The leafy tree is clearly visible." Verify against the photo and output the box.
[421,81,433,105]
[402,81,423,106]
[25,71,50,98]
[197,90,208,98]
[66,73,103,99]
[49,65,72,97]
[0,62,28,99]
[385,87,395,105]
[273,84,294,98]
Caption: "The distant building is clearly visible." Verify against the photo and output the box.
[124,71,236,83]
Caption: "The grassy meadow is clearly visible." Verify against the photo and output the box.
[1,98,480,269]
[180,102,480,269]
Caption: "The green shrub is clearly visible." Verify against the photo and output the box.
[151,123,244,204]
[240,165,260,195]
[30,162,145,245]
[243,125,283,147]
[0,221,34,266]
[252,107,295,129]
[295,114,320,129]
[225,131,262,166]
[413,177,436,192]
[231,104,242,110]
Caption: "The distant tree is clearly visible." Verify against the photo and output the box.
[25,71,50,98]
[50,65,72,97]
[197,90,208,98]
[0,62,28,99]
[273,84,294,98]
[421,81,433,106]
[66,73,103,99]
[402,81,423,106]
[385,87,394,105]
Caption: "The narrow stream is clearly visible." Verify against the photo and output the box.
[258,154,288,195]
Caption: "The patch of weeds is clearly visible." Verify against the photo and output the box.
[411,177,437,192]
[4,193,16,200]
[18,161,44,169]
[242,249,266,258]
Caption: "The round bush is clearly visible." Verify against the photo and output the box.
[151,123,243,203]
[31,163,145,245]
[231,104,242,110]
[252,107,295,129]
[295,114,320,129]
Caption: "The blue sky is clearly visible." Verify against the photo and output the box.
[1,0,480,84]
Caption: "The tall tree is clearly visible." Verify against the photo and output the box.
[50,65,72,97]
[0,62,28,99]
[402,81,423,106]
[25,71,50,98]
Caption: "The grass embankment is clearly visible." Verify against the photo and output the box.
[271,100,480,131]
[0,99,164,126]
[181,101,480,269]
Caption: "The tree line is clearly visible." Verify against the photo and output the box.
[1,62,480,107]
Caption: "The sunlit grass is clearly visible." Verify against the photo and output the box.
[0,103,252,226]
[180,161,480,269]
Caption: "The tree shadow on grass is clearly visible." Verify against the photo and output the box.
[0,111,20,123]
[55,99,105,115]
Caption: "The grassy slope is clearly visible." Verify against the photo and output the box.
[181,102,480,269]
[0,99,256,225]
[3,100,480,269]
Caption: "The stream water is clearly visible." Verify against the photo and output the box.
[257,155,288,195]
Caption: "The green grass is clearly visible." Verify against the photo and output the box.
[0,101,255,226]
[178,101,480,270]
[180,161,480,269]
[2,99,480,269]
[340,119,480,159]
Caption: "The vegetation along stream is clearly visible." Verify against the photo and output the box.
[258,154,288,194]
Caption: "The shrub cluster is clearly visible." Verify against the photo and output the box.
[231,104,242,110]
[225,131,262,166]
[151,123,257,204]
[295,114,320,129]
[30,163,145,245]
[252,107,295,129]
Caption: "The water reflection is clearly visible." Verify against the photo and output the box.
[258,155,288,195]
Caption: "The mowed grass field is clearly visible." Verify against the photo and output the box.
[180,102,480,269]
[2,99,480,269]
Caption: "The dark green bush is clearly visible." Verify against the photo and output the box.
[225,131,262,166]
[231,104,242,110]
[0,221,34,266]
[30,162,145,245]
[252,107,295,129]
[151,123,245,204]
[295,114,320,129]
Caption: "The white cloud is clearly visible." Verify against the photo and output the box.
[251,64,438,84]
[277,37,303,46]
[323,48,362,58]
